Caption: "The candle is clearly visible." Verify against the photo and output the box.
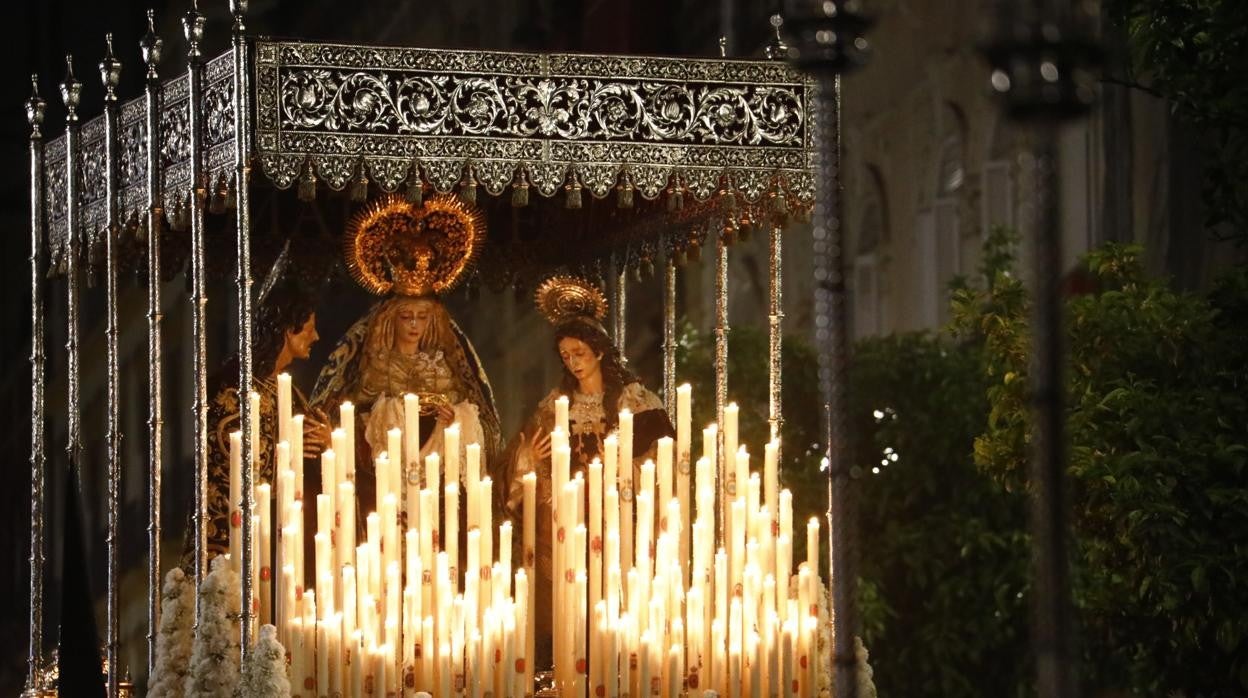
[657,437,674,529]
[444,423,460,486]
[425,454,441,547]
[291,617,308,697]
[555,395,570,435]
[248,391,262,469]
[806,518,820,587]
[404,392,421,461]
[588,458,603,653]
[290,500,305,594]
[291,415,304,499]
[522,472,536,686]
[421,616,435,693]
[764,440,779,520]
[466,443,481,531]
[257,483,272,625]
[445,483,459,584]
[387,427,403,496]
[343,565,358,639]
[781,621,796,698]
[228,431,242,572]
[381,494,398,587]
[317,614,330,696]
[515,569,532,695]
[339,481,357,570]
[499,521,513,599]
[277,373,292,446]
[340,401,356,484]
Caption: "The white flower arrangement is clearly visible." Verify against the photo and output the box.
[148,567,195,698]
[239,624,290,698]
[186,555,242,698]
[816,579,879,698]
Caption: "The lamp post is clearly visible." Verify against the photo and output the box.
[982,2,1100,696]
[784,3,870,698]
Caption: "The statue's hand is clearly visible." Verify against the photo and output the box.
[529,428,553,462]
[434,403,455,427]
[303,417,331,458]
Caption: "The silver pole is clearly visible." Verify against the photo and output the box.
[231,0,257,657]
[184,2,210,619]
[662,246,677,416]
[140,10,165,675]
[714,219,729,544]
[767,221,783,443]
[60,53,84,532]
[99,34,124,698]
[25,73,48,697]
[612,252,628,359]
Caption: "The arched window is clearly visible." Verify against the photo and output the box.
[923,104,966,325]
[983,117,1017,236]
[853,166,887,338]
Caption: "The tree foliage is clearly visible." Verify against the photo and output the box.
[953,234,1248,694]
[1107,0,1248,239]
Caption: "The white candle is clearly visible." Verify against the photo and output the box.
[277,373,292,446]
[465,443,481,532]
[404,391,421,458]
[657,437,674,529]
[340,402,356,484]
[248,391,262,468]
[444,423,461,486]
[555,395,570,436]
[425,454,441,549]
[228,431,242,572]
[343,565,357,640]
[522,473,536,692]
[588,458,604,652]
[257,482,272,625]
[806,518,820,588]
[764,440,779,520]
[445,483,459,584]
[291,415,304,499]
[339,481,356,570]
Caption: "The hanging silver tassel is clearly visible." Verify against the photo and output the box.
[617,174,634,209]
[404,163,424,205]
[297,159,317,202]
[565,174,582,210]
[512,170,530,207]
[460,168,478,206]
[349,159,370,202]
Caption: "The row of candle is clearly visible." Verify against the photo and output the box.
[226,375,827,696]
[228,376,540,696]
[547,388,825,698]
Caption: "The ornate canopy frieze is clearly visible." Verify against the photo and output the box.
[39,39,816,279]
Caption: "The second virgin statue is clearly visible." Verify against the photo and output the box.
[311,194,501,514]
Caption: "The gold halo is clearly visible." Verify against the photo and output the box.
[534,274,608,326]
[343,193,486,297]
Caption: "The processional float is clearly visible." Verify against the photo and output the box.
[23,1,872,696]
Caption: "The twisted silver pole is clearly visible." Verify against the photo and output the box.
[184,4,210,620]
[612,251,628,360]
[60,53,84,524]
[714,219,729,545]
[100,34,124,698]
[231,0,257,657]
[767,221,783,443]
[25,73,48,697]
[141,10,165,674]
[662,247,677,416]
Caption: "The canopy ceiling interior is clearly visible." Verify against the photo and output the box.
[41,39,817,290]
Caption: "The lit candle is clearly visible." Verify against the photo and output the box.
[228,431,242,572]
[444,423,461,486]
[404,392,421,460]
[425,454,441,547]
[277,373,292,446]
[340,401,356,484]
[291,415,304,499]
[764,440,779,519]
[555,395,570,435]
[515,569,531,695]
[248,391,261,468]
[588,458,603,649]
[657,437,674,530]
[445,483,459,584]
[498,521,513,600]
[781,620,796,698]
[421,616,435,693]
[339,481,356,570]
[257,482,272,625]
[603,433,618,493]
[465,443,481,531]
[317,613,330,696]
[387,427,403,496]
[343,565,357,640]
[290,500,305,594]
[806,518,820,588]
[381,494,398,587]
[291,617,308,698]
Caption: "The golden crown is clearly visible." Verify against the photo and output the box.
[344,194,486,297]
[534,274,609,326]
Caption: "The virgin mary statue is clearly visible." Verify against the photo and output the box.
[311,194,501,512]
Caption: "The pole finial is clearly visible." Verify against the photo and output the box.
[100,33,122,100]
[183,2,205,59]
[26,74,46,135]
[60,55,81,117]
[142,9,164,77]
[718,36,728,58]
[764,14,790,61]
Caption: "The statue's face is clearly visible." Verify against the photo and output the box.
[558,336,603,385]
[395,299,434,348]
[285,312,319,360]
